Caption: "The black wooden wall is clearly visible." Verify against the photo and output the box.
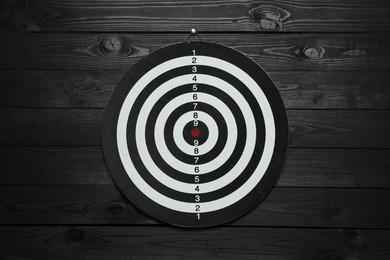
[1,1,390,259]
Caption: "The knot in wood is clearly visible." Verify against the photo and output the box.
[67,228,85,242]
[100,36,130,55]
[342,229,364,245]
[249,5,290,31]
[259,12,281,31]
[323,203,342,218]
[302,45,325,60]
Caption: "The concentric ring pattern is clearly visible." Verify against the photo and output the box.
[103,41,289,227]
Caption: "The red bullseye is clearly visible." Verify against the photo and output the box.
[191,128,200,137]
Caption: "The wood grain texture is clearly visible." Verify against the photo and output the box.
[0,71,121,108]
[1,147,390,188]
[1,71,390,109]
[1,226,389,260]
[1,109,389,148]
[280,149,390,188]
[287,110,390,148]
[1,33,390,71]
[0,109,103,147]
[0,147,110,185]
[1,0,390,32]
[0,0,389,256]
[0,185,389,228]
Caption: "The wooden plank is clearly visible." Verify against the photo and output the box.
[279,149,390,188]
[1,226,389,259]
[1,147,390,188]
[0,71,121,108]
[1,109,389,148]
[0,147,111,185]
[0,109,103,147]
[0,185,389,228]
[1,33,390,71]
[2,71,390,109]
[1,0,390,32]
[287,110,390,148]
[274,71,390,109]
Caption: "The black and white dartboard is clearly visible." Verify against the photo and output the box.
[102,41,289,227]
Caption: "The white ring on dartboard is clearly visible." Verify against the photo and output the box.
[137,80,248,190]
[152,84,243,178]
[140,75,255,199]
[172,111,218,155]
[153,91,237,174]
[117,56,275,213]
[157,91,234,162]
[139,77,251,180]
[161,99,230,168]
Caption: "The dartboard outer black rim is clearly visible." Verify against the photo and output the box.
[102,41,289,227]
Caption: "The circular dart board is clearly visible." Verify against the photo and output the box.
[103,41,289,227]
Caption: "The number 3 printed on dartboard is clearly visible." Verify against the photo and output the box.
[192,49,201,220]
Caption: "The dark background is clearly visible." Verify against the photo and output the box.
[1,0,390,259]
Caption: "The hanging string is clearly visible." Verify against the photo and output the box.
[187,28,202,43]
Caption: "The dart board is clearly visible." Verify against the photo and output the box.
[102,41,289,227]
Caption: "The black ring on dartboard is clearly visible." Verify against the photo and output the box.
[135,83,249,184]
[145,83,230,166]
[157,69,263,165]
[102,41,289,227]
[163,102,227,164]
[125,69,265,202]
[127,96,263,204]
[127,69,250,183]
[182,120,209,145]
